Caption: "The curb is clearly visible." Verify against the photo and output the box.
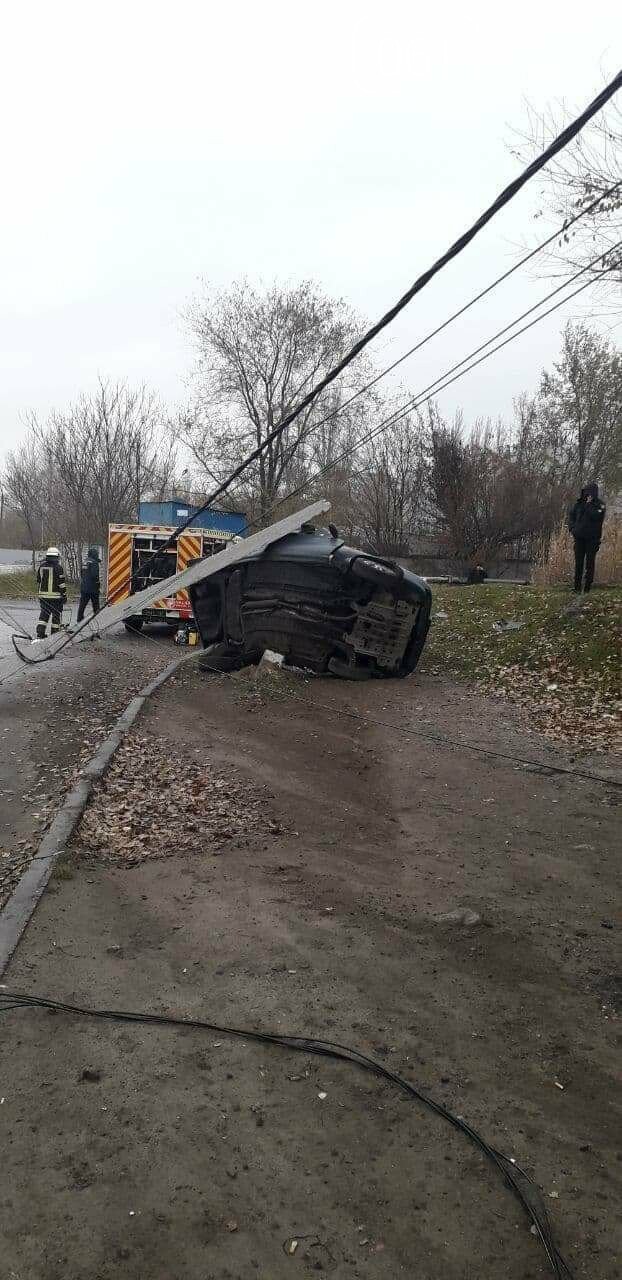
[0,654,188,977]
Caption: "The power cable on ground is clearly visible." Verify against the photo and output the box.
[0,989,575,1279]
[115,620,620,789]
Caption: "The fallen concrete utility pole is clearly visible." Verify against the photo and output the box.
[12,501,331,666]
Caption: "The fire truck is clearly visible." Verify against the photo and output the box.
[107,500,247,632]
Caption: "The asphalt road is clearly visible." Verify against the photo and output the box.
[0,598,173,688]
[0,608,175,911]
[0,596,38,646]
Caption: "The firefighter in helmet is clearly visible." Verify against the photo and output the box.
[35,547,67,639]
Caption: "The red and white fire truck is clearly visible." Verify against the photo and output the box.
[106,500,247,631]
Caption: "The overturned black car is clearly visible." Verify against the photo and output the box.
[188,524,431,680]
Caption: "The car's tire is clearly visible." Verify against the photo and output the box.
[348,555,403,588]
[198,642,257,673]
[328,656,373,680]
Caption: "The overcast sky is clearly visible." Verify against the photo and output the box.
[1,0,620,461]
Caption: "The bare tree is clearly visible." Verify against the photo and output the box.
[180,279,378,519]
[4,381,177,579]
[2,439,45,568]
[428,409,555,563]
[86,380,176,535]
[352,416,427,555]
[510,94,622,302]
[537,322,622,492]
[0,503,30,550]
[30,399,97,572]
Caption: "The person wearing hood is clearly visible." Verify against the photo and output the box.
[77,546,101,621]
[35,547,67,638]
[567,483,606,592]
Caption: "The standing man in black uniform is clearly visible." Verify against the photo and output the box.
[77,546,101,621]
[36,547,67,638]
[568,483,607,592]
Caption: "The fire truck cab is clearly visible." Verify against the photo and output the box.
[107,500,247,631]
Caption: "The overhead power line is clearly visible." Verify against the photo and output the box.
[96,180,619,614]
[255,250,619,528]
[28,75,622,653]
[183,180,620,521]
[37,248,616,671]
[168,71,622,535]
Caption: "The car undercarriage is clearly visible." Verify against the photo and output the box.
[189,525,431,679]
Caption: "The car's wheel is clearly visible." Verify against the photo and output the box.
[198,642,255,673]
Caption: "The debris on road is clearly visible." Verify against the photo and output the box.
[492,619,526,633]
[423,584,621,752]
[0,642,177,911]
[435,908,482,927]
[74,730,276,867]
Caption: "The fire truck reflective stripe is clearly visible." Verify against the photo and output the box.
[107,542,131,574]
[108,578,131,604]
[107,578,131,604]
[174,534,202,609]
[107,556,132,592]
[108,531,130,556]
[107,534,132,603]
[108,524,239,538]
[108,550,130,577]
[108,552,131,582]
[177,534,202,573]
[108,533,130,562]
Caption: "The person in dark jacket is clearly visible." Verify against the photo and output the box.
[77,546,101,621]
[567,483,606,592]
[35,547,67,638]
[466,564,488,585]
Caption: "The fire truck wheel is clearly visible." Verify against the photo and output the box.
[124,617,143,633]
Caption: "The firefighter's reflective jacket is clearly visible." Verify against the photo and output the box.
[37,558,67,600]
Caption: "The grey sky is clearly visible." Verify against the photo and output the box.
[1,0,620,461]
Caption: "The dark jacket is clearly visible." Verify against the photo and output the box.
[568,484,606,547]
[467,565,488,585]
[37,557,67,600]
[80,548,100,594]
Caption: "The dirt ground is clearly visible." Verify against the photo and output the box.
[0,661,620,1280]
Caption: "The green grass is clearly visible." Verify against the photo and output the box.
[0,570,79,600]
[0,569,37,599]
[423,584,621,692]
[421,584,621,749]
